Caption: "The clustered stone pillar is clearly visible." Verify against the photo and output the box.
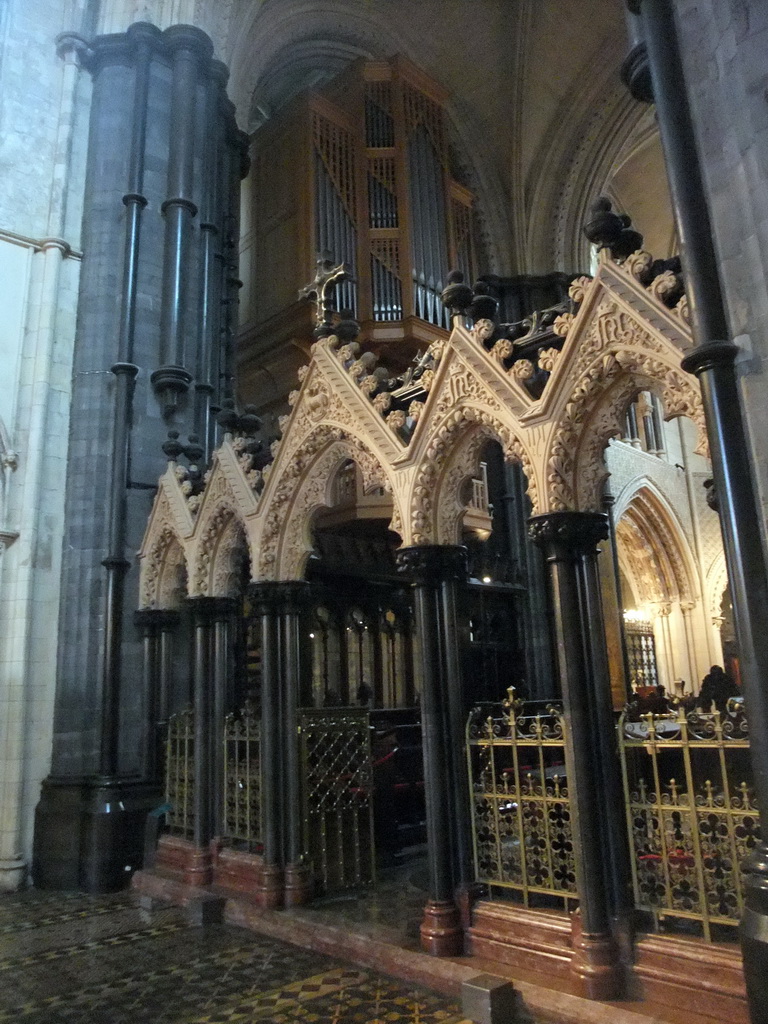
[396,545,470,956]
[34,23,248,892]
[248,581,312,909]
[529,512,628,1000]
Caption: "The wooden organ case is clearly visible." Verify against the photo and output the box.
[238,57,477,416]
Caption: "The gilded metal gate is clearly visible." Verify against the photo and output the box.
[222,702,262,851]
[467,691,577,909]
[299,707,375,894]
[165,707,194,837]
[619,702,759,940]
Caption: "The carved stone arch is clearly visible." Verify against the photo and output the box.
[138,483,193,609]
[191,495,249,598]
[411,404,534,546]
[259,425,400,581]
[141,525,189,610]
[615,483,697,607]
[547,311,707,512]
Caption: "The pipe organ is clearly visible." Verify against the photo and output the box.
[239,57,477,415]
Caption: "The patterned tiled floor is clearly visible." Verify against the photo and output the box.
[0,890,471,1023]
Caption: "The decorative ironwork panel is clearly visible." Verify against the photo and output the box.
[299,707,375,894]
[222,702,262,852]
[625,622,659,690]
[619,702,759,940]
[466,690,577,909]
[165,707,194,838]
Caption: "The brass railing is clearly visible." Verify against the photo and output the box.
[165,707,194,837]
[466,691,577,908]
[299,707,375,894]
[222,702,262,851]
[619,702,759,940]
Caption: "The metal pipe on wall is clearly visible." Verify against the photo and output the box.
[152,27,212,409]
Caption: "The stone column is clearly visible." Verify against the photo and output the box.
[396,545,469,956]
[654,602,674,690]
[529,512,627,1000]
[679,601,697,694]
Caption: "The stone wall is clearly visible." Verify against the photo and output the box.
[677,0,768,549]
[0,0,90,888]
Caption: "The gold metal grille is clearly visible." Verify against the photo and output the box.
[165,707,194,838]
[619,703,759,940]
[222,702,262,852]
[467,690,576,908]
[299,708,375,894]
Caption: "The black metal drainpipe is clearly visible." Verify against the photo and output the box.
[151,27,207,411]
[195,66,220,461]
[99,26,151,778]
[632,2,768,1014]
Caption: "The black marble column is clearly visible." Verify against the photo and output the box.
[209,599,237,839]
[248,584,283,907]
[279,583,312,906]
[528,513,627,1000]
[500,461,554,700]
[34,23,248,892]
[248,581,311,908]
[396,545,468,957]
[134,609,180,782]
[629,4,768,1017]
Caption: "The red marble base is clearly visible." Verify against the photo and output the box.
[468,901,573,978]
[257,863,285,909]
[154,834,212,887]
[420,899,464,957]
[570,912,623,1001]
[634,932,747,1023]
[284,862,313,907]
[211,845,266,897]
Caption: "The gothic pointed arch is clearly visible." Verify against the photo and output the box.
[138,466,195,609]
[188,466,251,598]
[614,481,698,607]
[538,256,706,513]
[256,424,400,581]
[413,413,531,547]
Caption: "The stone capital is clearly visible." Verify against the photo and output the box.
[528,512,609,559]
[187,596,238,623]
[134,608,181,632]
[395,545,468,585]
[247,580,311,616]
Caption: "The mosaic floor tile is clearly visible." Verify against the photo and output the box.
[1,890,470,1024]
